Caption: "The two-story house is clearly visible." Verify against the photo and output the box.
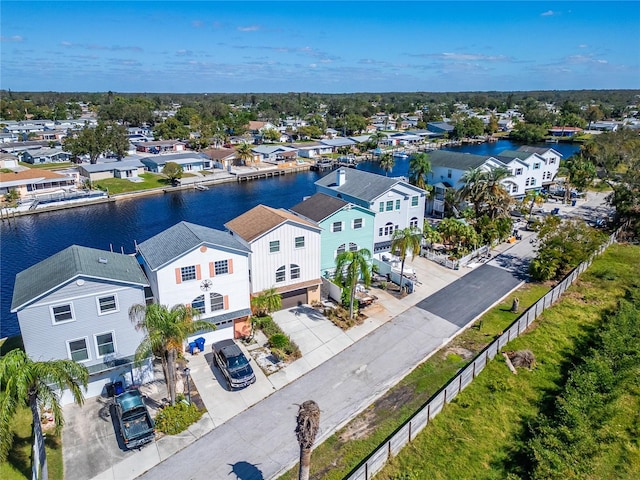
[136,221,253,346]
[11,245,153,404]
[315,168,427,253]
[225,205,322,309]
[290,193,376,277]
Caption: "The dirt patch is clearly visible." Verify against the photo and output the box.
[339,410,376,442]
[373,384,415,413]
[445,347,474,359]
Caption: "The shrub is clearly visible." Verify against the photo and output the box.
[154,402,203,435]
[269,333,289,349]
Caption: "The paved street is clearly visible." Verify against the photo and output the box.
[63,191,611,480]
[135,242,534,479]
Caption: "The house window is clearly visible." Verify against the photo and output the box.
[515,168,523,175]
[337,244,346,255]
[210,293,225,311]
[214,260,229,275]
[379,202,384,212]
[52,304,74,323]
[383,222,394,235]
[447,169,452,179]
[411,196,419,207]
[181,265,197,282]
[290,264,300,280]
[525,178,530,187]
[533,163,541,170]
[97,295,118,314]
[386,201,393,212]
[68,338,89,362]
[275,266,286,283]
[349,242,358,252]
[353,218,363,229]
[192,295,206,314]
[332,221,343,232]
[512,184,519,193]
[269,240,280,253]
[95,332,115,357]
[410,217,419,228]
[549,158,556,164]
[295,236,305,248]
[531,178,536,186]
[378,227,383,237]
[395,199,401,210]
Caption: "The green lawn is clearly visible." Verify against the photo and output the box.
[279,283,550,480]
[375,244,640,479]
[18,162,73,170]
[94,173,170,194]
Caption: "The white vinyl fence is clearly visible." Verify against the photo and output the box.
[344,230,619,480]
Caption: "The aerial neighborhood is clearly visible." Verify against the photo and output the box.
[1,90,640,480]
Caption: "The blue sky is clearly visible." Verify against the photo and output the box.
[1,1,638,93]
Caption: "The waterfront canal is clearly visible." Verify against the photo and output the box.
[0,140,579,337]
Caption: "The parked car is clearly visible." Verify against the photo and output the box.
[212,339,256,390]
[113,388,155,449]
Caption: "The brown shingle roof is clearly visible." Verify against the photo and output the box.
[0,168,69,182]
[203,147,236,160]
[225,205,319,242]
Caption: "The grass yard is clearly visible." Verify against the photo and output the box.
[279,284,550,480]
[18,162,73,170]
[375,243,640,479]
[94,172,169,194]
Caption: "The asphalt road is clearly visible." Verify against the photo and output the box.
[137,245,534,479]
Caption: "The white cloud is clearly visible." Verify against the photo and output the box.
[1,35,24,42]
[238,25,260,32]
[541,10,555,16]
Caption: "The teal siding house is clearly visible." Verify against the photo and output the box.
[290,193,375,277]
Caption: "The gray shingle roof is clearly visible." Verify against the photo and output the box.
[290,193,348,223]
[427,150,494,170]
[315,168,422,203]
[137,221,250,271]
[11,245,148,312]
[517,146,563,157]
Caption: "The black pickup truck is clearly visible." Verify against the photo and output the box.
[114,388,155,449]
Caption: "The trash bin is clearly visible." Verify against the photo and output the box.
[571,200,577,207]
[188,341,198,354]
[105,382,115,397]
[195,337,205,353]
[114,381,124,395]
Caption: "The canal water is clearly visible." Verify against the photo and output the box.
[0,140,579,337]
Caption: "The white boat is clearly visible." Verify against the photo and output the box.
[194,184,209,191]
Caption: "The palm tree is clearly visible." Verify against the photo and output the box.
[390,226,422,292]
[379,152,395,176]
[235,142,254,166]
[524,190,546,218]
[334,248,372,319]
[250,287,282,317]
[295,400,320,480]
[0,349,88,474]
[482,167,513,219]
[408,152,431,190]
[129,303,215,406]
[422,220,443,250]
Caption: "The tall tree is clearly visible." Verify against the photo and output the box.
[63,121,115,164]
[390,227,422,293]
[0,349,88,477]
[459,166,512,219]
[408,152,431,190]
[379,152,395,176]
[295,400,320,480]
[235,142,254,165]
[162,162,183,184]
[334,248,372,319]
[129,304,215,406]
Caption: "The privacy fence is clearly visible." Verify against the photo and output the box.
[344,229,620,480]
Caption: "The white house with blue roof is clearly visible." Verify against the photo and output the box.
[136,221,253,347]
[315,168,427,253]
[139,152,211,173]
[11,245,153,404]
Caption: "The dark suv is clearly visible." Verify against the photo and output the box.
[212,339,256,390]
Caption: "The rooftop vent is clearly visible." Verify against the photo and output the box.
[98,257,108,264]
